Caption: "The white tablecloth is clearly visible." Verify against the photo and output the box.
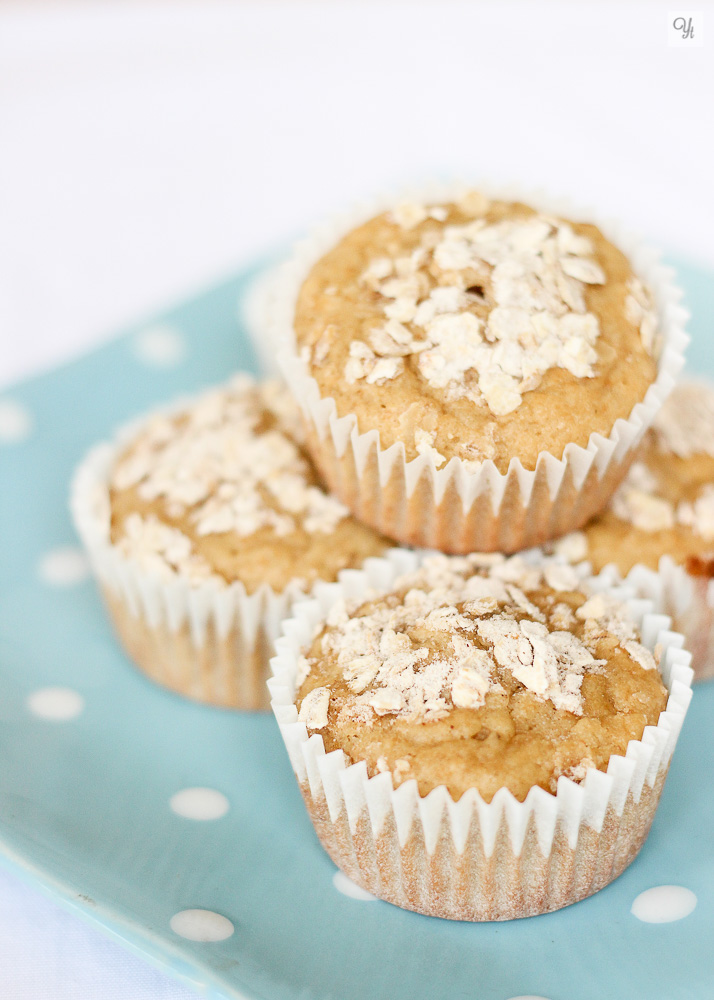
[0,1,711,995]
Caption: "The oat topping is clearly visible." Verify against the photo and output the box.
[413,427,447,468]
[298,686,331,729]
[390,201,449,229]
[312,197,655,424]
[550,602,576,630]
[652,382,714,459]
[344,341,404,386]
[543,562,581,592]
[677,486,714,540]
[624,277,659,356]
[298,555,654,730]
[376,755,411,781]
[115,512,221,584]
[611,460,714,540]
[550,532,589,563]
[553,756,596,791]
[612,463,676,532]
[112,376,351,583]
[295,655,312,687]
[573,592,652,661]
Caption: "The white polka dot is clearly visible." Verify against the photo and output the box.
[38,547,90,586]
[631,885,697,923]
[505,996,553,1000]
[170,909,234,942]
[132,326,186,367]
[0,399,32,443]
[332,870,377,901]
[170,788,229,821]
[27,687,85,721]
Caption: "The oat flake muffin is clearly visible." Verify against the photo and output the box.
[72,375,389,709]
[270,551,693,920]
[278,187,686,553]
[296,555,667,801]
[556,381,714,679]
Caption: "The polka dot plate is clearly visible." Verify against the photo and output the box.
[0,256,713,1000]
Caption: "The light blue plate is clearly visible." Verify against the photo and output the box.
[1,255,713,1000]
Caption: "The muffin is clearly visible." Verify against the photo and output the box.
[555,381,714,679]
[269,550,693,921]
[71,375,390,709]
[273,183,687,553]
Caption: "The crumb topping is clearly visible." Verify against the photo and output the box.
[111,376,352,584]
[612,460,714,540]
[413,427,447,467]
[652,382,714,459]
[624,277,659,356]
[115,512,221,584]
[550,532,589,563]
[297,554,655,731]
[559,757,596,786]
[312,197,655,419]
[298,686,331,729]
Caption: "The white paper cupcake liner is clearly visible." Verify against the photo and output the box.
[268,548,693,921]
[270,180,689,553]
[238,263,286,379]
[71,384,331,710]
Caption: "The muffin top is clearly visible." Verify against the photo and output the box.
[557,382,714,576]
[295,553,667,802]
[109,376,389,594]
[294,192,659,474]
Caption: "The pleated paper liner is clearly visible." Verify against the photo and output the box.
[271,180,689,553]
[269,549,694,921]
[239,263,285,380]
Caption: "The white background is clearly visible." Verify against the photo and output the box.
[1,0,713,390]
[0,0,712,996]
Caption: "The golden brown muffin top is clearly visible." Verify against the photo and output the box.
[559,382,714,576]
[295,554,667,802]
[294,192,658,474]
[109,376,389,594]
